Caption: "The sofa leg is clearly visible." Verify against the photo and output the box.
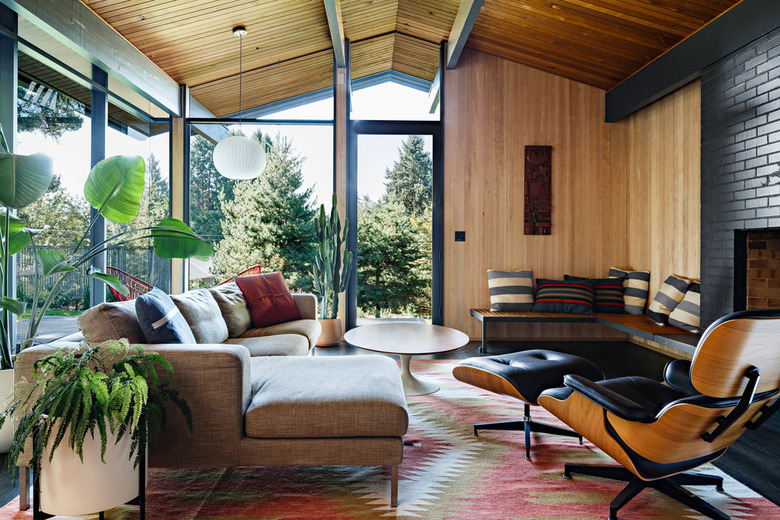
[19,466,30,510]
[390,465,398,507]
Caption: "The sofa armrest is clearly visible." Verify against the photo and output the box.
[293,293,318,320]
[13,342,252,469]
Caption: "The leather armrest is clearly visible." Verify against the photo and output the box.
[564,374,657,423]
[663,359,698,395]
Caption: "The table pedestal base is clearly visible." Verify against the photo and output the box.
[400,355,439,396]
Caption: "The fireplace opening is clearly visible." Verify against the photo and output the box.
[734,229,780,311]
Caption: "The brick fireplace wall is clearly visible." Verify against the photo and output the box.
[745,230,780,309]
[701,26,780,328]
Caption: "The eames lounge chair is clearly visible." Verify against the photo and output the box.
[538,309,780,520]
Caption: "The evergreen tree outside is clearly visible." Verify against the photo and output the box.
[190,134,234,245]
[17,84,85,140]
[212,131,317,291]
[18,175,90,249]
[384,135,432,217]
[356,135,433,318]
[357,197,428,317]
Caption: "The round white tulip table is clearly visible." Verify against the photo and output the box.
[344,323,470,396]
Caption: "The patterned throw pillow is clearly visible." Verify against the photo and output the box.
[487,269,534,311]
[533,278,596,315]
[668,282,701,333]
[648,275,691,326]
[135,287,197,344]
[234,272,302,328]
[609,267,651,315]
[565,275,625,313]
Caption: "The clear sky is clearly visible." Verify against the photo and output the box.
[16,80,437,209]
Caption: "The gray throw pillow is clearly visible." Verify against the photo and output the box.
[171,289,229,344]
[209,282,252,338]
[77,300,146,344]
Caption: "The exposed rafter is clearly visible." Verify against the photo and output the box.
[0,0,181,115]
[446,0,483,69]
[324,0,346,67]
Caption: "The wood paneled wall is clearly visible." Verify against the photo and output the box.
[443,48,700,339]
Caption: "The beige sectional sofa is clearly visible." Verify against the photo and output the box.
[14,283,409,508]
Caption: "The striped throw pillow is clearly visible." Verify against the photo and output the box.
[533,278,596,315]
[487,269,534,311]
[565,275,625,313]
[609,267,651,315]
[648,275,691,325]
[668,282,700,333]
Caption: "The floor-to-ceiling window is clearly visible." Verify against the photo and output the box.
[188,97,334,292]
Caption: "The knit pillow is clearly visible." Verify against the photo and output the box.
[668,282,701,333]
[609,267,651,315]
[533,278,596,315]
[487,269,534,311]
[648,275,691,326]
[171,289,229,344]
[210,282,252,337]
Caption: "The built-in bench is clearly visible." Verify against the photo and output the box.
[470,309,700,357]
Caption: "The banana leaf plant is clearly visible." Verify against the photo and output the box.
[0,125,212,369]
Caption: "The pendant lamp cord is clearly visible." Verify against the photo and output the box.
[238,31,243,129]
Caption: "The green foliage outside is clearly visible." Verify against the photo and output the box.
[17,84,85,140]
[190,134,233,245]
[211,131,317,291]
[356,135,433,318]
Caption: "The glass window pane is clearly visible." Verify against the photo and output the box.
[351,81,439,121]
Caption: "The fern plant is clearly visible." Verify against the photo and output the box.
[0,339,192,484]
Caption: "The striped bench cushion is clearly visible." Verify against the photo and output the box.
[668,282,700,332]
[609,267,651,315]
[487,269,534,311]
[648,274,691,325]
[533,278,596,315]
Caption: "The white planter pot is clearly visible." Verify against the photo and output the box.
[0,369,14,453]
[39,426,144,516]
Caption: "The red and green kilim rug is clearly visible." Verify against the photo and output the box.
[2,359,779,519]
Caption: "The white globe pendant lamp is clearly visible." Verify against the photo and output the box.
[213,26,266,180]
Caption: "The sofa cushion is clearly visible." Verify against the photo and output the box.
[487,269,534,311]
[135,288,196,344]
[172,289,229,344]
[648,274,691,326]
[234,272,302,328]
[77,300,146,344]
[225,334,308,357]
[245,356,408,439]
[210,282,252,338]
[240,319,321,349]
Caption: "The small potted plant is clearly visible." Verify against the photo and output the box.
[0,338,191,517]
[312,194,353,346]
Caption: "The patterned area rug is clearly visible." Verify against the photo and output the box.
[1,359,779,519]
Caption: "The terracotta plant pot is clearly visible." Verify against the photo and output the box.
[317,318,343,347]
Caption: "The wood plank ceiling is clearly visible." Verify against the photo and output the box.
[73,0,741,116]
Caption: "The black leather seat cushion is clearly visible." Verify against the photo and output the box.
[457,349,603,405]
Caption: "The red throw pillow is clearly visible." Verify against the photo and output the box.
[233,272,302,328]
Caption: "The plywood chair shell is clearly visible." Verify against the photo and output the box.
[452,365,527,402]
[609,398,771,465]
[692,316,780,397]
[537,391,640,476]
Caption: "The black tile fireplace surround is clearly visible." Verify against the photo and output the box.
[701,26,780,328]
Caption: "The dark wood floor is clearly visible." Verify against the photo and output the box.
[1,339,777,510]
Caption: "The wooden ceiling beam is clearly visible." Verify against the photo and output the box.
[3,0,181,115]
[446,0,482,69]
[323,0,346,67]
